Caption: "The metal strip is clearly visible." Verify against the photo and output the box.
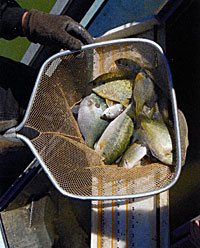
[91,196,158,247]
[155,0,170,15]
[80,0,107,27]
[95,16,160,42]
[91,193,169,247]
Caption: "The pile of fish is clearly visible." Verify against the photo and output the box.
[74,58,174,169]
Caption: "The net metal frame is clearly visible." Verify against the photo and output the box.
[7,38,181,200]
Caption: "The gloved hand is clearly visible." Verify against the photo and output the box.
[22,9,94,50]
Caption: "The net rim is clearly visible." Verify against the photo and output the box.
[9,38,181,200]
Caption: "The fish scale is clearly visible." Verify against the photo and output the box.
[92,79,133,107]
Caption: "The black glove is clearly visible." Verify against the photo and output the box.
[0,7,27,40]
[22,9,94,50]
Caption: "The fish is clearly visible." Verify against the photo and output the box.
[110,58,141,79]
[119,142,147,169]
[106,99,116,107]
[92,79,133,107]
[101,104,124,120]
[157,91,170,124]
[133,72,157,116]
[77,93,109,148]
[166,109,189,166]
[89,58,141,88]
[89,72,130,87]
[142,102,163,121]
[71,104,80,119]
[178,109,189,166]
[140,115,173,165]
[95,103,134,164]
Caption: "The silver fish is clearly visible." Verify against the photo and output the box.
[101,104,124,120]
[119,142,147,169]
[95,104,134,164]
[77,93,109,148]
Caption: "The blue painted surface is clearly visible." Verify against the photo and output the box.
[88,0,168,37]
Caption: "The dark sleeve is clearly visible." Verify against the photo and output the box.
[0,0,28,40]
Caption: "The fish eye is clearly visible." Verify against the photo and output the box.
[95,103,100,108]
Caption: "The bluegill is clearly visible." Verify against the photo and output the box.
[101,104,124,120]
[110,58,141,79]
[95,104,134,164]
[92,79,133,107]
[119,142,147,169]
[89,58,141,87]
[140,115,173,165]
[77,93,109,148]
[134,72,157,116]
[89,72,129,87]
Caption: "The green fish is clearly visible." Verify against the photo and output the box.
[89,58,141,87]
[92,79,133,107]
[133,72,157,116]
[95,104,134,164]
[140,115,173,165]
[119,142,147,168]
[77,93,109,148]
[110,58,141,79]
[89,72,130,87]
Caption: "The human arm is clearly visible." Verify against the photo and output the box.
[0,0,27,39]
[0,0,93,49]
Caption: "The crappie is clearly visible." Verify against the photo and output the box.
[77,93,109,148]
[119,142,147,169]
[134,72,157,116]
[101,104,124,120]
[95,104,134,164]
[140,115,173,165]
[92,79,133,107]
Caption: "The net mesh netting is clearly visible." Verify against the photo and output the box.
[21,41,178,198]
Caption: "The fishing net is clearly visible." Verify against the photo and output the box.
[17,39,181,199]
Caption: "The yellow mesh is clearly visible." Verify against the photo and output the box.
[22,41,178,198]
